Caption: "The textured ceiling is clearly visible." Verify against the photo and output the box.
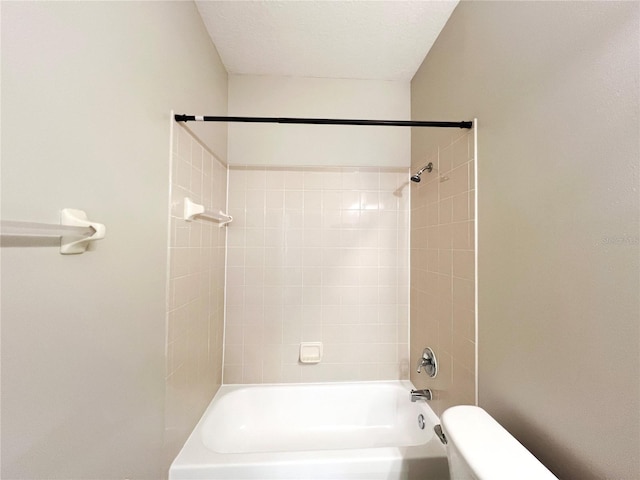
[195,1,459,81]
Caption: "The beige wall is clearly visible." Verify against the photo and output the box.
[228,75,411,167]
[411,2,639,479]
[409,128,476,417]
[1,2,227,478]
[224,167,410,383]
[164,123,227,466]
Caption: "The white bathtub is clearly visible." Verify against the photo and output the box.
[169,380,448,479]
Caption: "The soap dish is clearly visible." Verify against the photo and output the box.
[299,342,323,364]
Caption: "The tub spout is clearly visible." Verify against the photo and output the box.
[410,389,432,402]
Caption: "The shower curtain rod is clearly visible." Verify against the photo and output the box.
[174,114,472,129]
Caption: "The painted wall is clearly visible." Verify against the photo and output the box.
[1,2,227,478]
[409,128,476,417]
[224,166,410,383]
[411,2,639,479]
[228,75,410,167]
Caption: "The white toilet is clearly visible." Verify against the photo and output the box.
[440,405,559,480]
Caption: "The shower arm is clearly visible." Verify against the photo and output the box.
[416,163,433,175]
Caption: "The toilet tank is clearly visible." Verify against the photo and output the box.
[440,406,559,480]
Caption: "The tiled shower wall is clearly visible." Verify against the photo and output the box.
[410,128,476,416]
[164,123,227,460]
[224,167,410,383]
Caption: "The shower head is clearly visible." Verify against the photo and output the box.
[410,162,433,183]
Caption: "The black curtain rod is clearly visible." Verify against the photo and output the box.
[174,114,472,129]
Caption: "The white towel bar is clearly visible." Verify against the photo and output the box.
[1,220,93,237]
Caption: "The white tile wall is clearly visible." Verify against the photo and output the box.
[224,166,410,384]
[165,123,227,456]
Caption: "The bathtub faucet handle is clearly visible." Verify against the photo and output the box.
[416,347,438,377]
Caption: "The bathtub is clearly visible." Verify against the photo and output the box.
[169,380,448,479]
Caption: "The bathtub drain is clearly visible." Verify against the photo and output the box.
[417,414,425,430]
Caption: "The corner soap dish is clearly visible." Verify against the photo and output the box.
[299,342,323,364]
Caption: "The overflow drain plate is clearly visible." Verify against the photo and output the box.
[418,414,425,430]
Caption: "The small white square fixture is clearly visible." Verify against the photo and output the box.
[299,342,323,364]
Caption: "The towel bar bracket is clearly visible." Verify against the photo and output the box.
[183,197,232,227]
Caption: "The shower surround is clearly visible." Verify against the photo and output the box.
[410,127,476,416]
[165,123,228,463]
[224,166,410,383]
